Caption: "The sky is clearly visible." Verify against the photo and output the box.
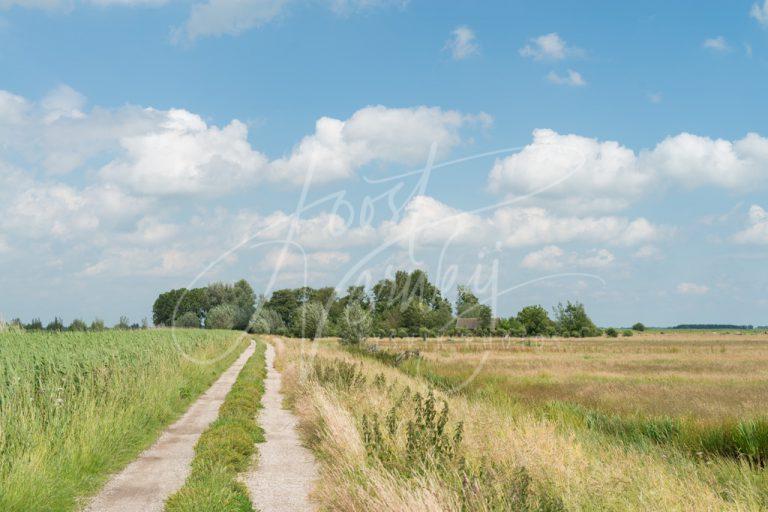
[1,0,767,327]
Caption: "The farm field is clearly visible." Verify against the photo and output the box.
[0,329,249,512]
[277,334,768,511]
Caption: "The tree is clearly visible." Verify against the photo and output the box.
[248,307,285,334]
[265,289,302,327]
[90,319,105,331]
[68,319,87,332]
[293,302,328,339]
[455,285,480,317]
[517,305,554,336]
[46,317,64,332]
[339,303,372,345]
[632,322,646,332]
[497,317,526,337]
[605,327,618,338]
[553,302,599,337]
[114,316,131,330]
[205,304,238,330]
[26,318,43,331]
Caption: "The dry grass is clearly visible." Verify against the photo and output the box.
[274,336,768,511]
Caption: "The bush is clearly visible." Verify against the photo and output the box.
[605,328,618,338]
[90,319,105,331]
[176,312,201,328]
[632,322,646,331]
[205,304,238,330]
[622,329,634,337]
[68,319,87,332]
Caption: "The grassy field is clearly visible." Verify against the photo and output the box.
[0,329,248,512]
[165,338,267,512]
[276,334,768,511]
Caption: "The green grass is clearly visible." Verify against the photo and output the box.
[165,338,266,512]
[0,329,248,512]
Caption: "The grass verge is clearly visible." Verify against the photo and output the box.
[0,329,248,512]
[164,338,266,512]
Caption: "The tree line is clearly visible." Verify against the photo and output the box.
[151,270,606,344]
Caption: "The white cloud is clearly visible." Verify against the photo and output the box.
[40,85,86,124]
[381,196,668,249]
[633,244,662,260]
[489,129,768,213]
[268,105,489,185]
[677,282,709,295]
[173,0,288,42]
[99,109,268,196]
[260,247,350,270]
[643,132,768,190]
[175,0,405,42]
[445,26,479,60]
[732,205,768,244]
[751,0,768,27]
[546,69,586,87]
[703,36,730,52]
[521,245,614,271]
[520,33,581,60]
[488,129,652,213]
[380,195,490,247]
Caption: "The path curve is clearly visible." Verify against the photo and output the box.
[245,341,317,512]
[84,341,256,512]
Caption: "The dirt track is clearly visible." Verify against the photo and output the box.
[245,341,317,512]
[83,341,255,512]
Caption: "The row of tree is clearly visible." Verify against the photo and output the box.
[152,280,256,330]
[0,316,146,332]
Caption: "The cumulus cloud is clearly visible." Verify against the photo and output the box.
[444,26,479,60]
[488,129,652,212]
[268,105,489,185]
[546,69,586,87]
[381,196,668,249]
[260,247,350,271]
[521,245,614,271]
[489,129,768,213]
[643,132,768,190]
[732,205,768,244]
[677,282,709,295]
[703,36,730,52]
[753,0,768,26]
[99,109,268,196]
[519,33,582,60]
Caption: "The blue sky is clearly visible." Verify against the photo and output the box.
[1,0,767,326]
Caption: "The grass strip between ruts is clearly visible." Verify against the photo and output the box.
[165,338,267,512]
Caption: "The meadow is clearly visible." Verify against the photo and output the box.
[0,329,249,512]
[276,333,768,511]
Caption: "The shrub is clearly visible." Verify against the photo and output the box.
[177,311,201,328]
[68,319,87,332]
[90,319,105,331]
[622,329,634,337]
[605,327,618,338]
[632,322,646,331]
[205,304,238,330]
[292,301,328,339]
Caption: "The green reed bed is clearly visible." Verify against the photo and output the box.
[0,329,248,512]
[165,339,266,512]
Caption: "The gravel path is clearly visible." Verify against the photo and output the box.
[245,342,317,512]
[83,341,256,512]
